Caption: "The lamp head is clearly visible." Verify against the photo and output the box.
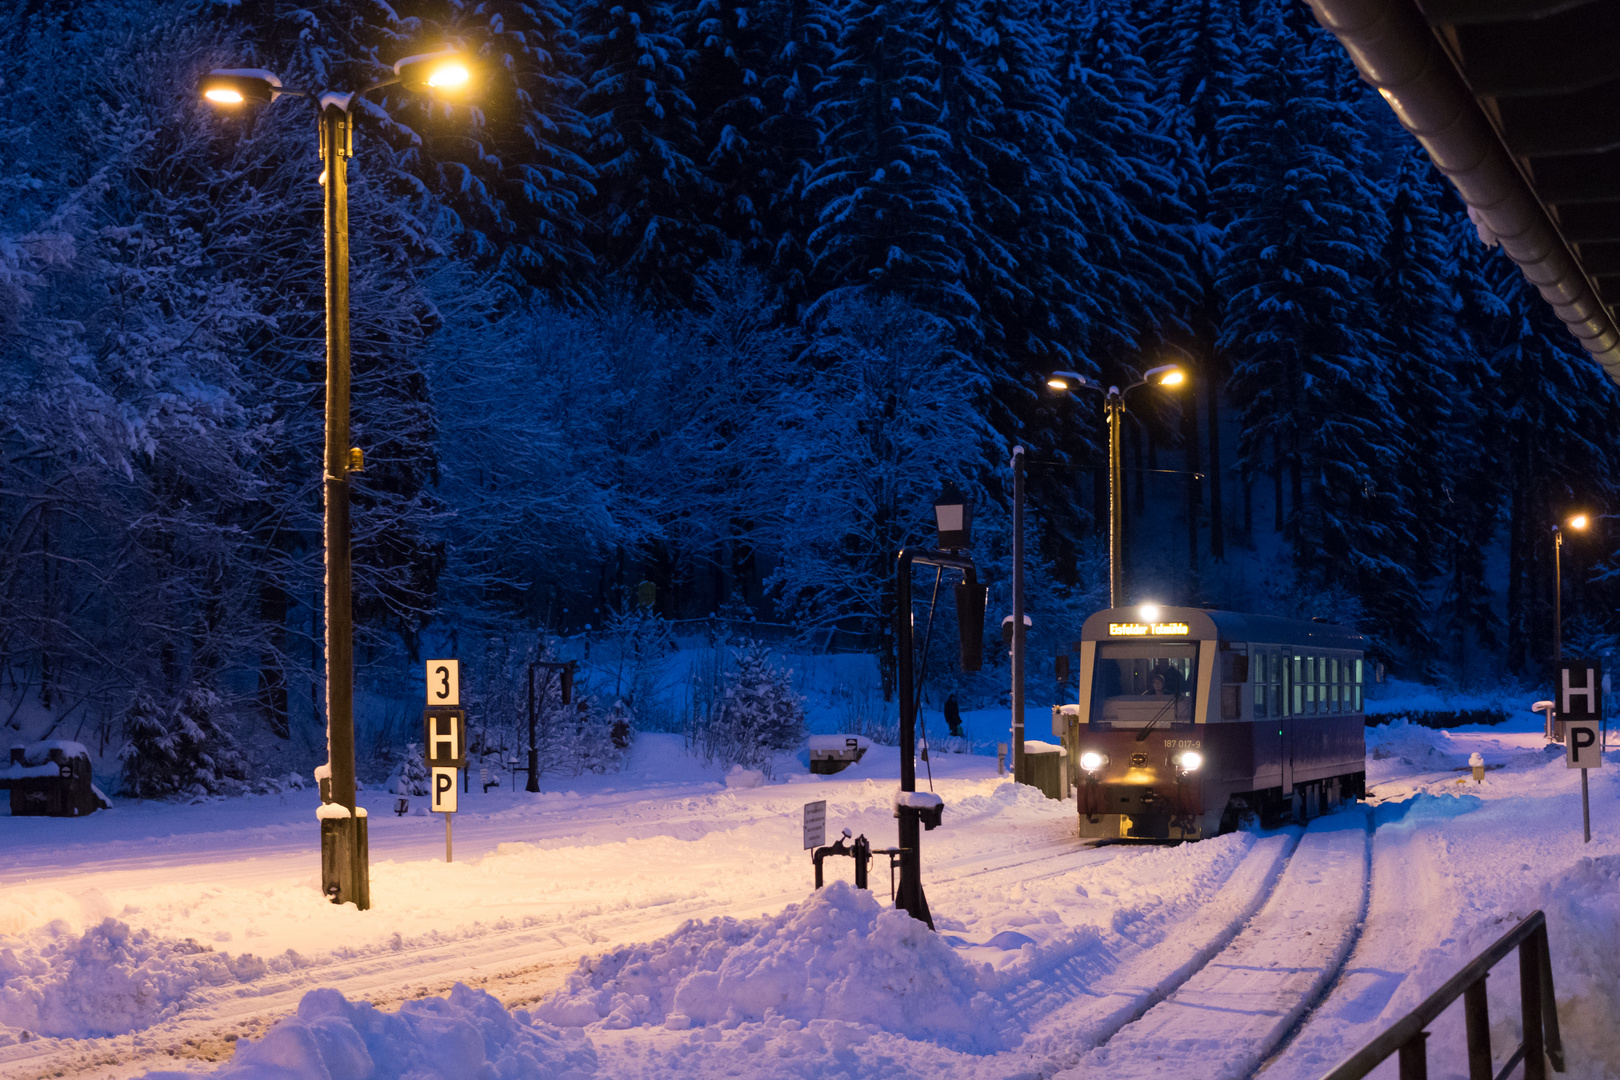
[1046,370,1093,392]
[394,49,473,93]
[1143,364,1186,388]
[1569,513,1589,531]
[201,69,282,107]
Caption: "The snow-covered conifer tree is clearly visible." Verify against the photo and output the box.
[703,640,806,772]
[576,0,723,299]
[805,0,975,329]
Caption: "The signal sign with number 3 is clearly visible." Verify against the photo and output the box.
[426,659,459,706]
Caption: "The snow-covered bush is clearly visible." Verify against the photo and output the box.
[387,743,431,796]
[117,688,248,799]
[696,642,806,776]
[546,696,629,776]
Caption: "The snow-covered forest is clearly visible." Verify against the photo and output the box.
[3,0,1619,774]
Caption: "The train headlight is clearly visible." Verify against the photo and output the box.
[1177,751,1203,772]
[1079,751,1107,773]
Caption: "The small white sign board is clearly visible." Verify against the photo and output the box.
[426,659,460,706]
[431,767,459,813]
[1567,721,1603,770]
[803,800,826,850]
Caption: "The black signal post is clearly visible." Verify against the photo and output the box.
[894,528,984,928]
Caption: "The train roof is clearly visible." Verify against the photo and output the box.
[1080,606,1367,651]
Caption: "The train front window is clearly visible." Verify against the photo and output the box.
[1090,643,1198,728]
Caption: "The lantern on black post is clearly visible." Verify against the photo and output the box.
[933,482,973,551]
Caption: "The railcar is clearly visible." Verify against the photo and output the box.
[1054,606,1367,841]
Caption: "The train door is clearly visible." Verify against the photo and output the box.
[1279,647,1295,795]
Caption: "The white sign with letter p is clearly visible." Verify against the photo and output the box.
[1567,722,1603,770]
[431,766,459,813]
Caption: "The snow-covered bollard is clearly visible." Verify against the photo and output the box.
[1469,751,1484,784]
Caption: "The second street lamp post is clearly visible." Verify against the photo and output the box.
[1553,513,1590,663]
[1047,365,1185,607]
[201,50,473,910]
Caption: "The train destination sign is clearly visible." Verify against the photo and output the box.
[1108,621,1191,637]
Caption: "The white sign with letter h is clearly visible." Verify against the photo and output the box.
[1562,666,1597,716]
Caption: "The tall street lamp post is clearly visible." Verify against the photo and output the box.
[1046,365,1185,608]
[201,51,473,910]
[1553,512,1589,663]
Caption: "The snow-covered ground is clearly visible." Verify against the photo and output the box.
[4,708,1620,1079]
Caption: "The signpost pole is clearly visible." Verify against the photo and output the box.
[1581,768,1590,843]
[447,815,453,862]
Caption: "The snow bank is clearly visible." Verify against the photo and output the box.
[531,881,1011,1052]
[723,764,765,789]
[139,984,597,1080]
[1534,855,1620,1073]
[1371,790,1484,830]
[0,919,276,1040]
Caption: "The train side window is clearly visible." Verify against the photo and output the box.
[1329,657,1340,711]
[1354,657,1363,712]
[1275,651,1286,718]
[1255,652,1268,718]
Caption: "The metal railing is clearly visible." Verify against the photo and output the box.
[1321,910,1564,1080]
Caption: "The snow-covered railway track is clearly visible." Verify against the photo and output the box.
[1051,807,1373,1080]
[0,835,1126,1080]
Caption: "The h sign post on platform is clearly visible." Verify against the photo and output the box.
[425,660,463,862]
[1559,660,1603,843]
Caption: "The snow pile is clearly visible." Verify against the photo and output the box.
[1367,720,1470,771]
[532,881,1011,1052]
[723,764,766,789]
[140,984,598,1080]
[1371,790,1483,829]
[0,919,273,1040]
[1534,855,1620,1072]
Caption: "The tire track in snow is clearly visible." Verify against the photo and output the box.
[1053,806,1372,1080]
